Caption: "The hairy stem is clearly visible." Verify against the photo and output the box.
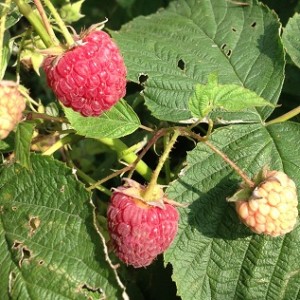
[13,0,53,47]
[33,0,59,45]
[143,129,180,200]
[42,0,74,47]
[204,139,255,188]
[66,155,111,196]
[181,128,255,188]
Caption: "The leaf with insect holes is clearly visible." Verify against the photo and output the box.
[189,74,274,119]
[0,155,127,299]
[113,0,284,123]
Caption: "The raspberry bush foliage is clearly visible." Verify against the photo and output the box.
[1,0,300,299]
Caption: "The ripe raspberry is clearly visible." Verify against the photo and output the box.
[107,180,179,268]
[43,29,127,117]
[0,81,26,140]
[233,170,298,237]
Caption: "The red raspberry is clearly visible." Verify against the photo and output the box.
[107,181,179,268]
[0,81,26,139]
[43,30,127,117]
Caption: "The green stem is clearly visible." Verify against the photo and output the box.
[163,134,171,183]
[265,106,300,126]
[98,137,153,182]
[42,0,74,47]
[143,129,180,201]
[0,0,11,80]
[33,0,59,45]
[68,161,111,196]
[26,111,69,123]
[42,134,82,156]
[87,165,131,191]
[13,0,53,47]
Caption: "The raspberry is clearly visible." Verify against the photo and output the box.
[107,180,179,268]
[0,81,26,140]
[233,170,298,237]
[43,30,127,117]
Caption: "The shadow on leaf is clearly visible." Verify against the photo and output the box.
[177,175,252,240]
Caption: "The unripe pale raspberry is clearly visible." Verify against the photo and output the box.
[234,170,298,237]
[0,81,26,140]
[43,30,127,117]
[107,180,179,268]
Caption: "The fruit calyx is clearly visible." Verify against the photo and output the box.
[228,167,290,203]
[113,178,167,209]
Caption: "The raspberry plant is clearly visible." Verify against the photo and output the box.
[1,0,300,299]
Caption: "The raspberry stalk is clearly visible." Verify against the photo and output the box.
[33,0,59,46]
[204,139,255,188]
[143,129,180,201]
[42,0,74,47]
[183,127,255,188]
[13,0,54,47]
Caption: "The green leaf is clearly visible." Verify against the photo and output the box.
[0,135,14,153]
[189,74,274,119]
[0,32,13,80]
[59,0,85,23]
[0,2,22,30]
[15,121,36,170]
[165,122,300,300]
[64,100,141,139]
[0,154,126,299]
[113,0,284,123]
[116,0,136,9]
[282,13,300,68]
